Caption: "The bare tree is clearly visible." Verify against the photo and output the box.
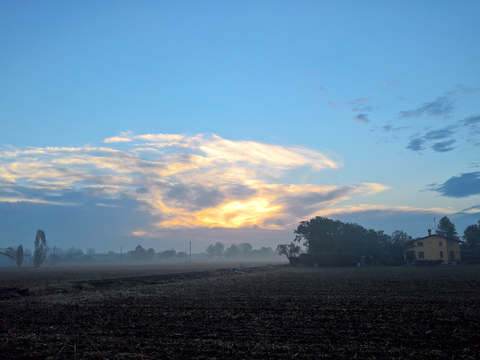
[276,242,301,258]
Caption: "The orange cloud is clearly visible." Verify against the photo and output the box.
[0,132,391,234]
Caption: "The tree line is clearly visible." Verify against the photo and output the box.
[205,242,277,259]
[277,215,480,265]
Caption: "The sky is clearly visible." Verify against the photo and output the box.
[1,1,479,253]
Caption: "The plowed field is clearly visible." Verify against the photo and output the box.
[1,264,479,359]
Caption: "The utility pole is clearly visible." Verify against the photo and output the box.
[189,241,192,262]
[433,218,436,233]
[120,246,122,262]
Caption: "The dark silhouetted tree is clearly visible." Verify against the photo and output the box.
[161,249,176,260]
[130,245,148,261]
[213,242,224,257]
[294,216,342,253]
[146,248,155,260]
[16,245,23,267]
[225,244,240,259]
[206,244,215,258]
[177,251,188,260]
[388,230,410,263]
[463,220,480,250]
[206,242,224,258]
[33,230,47,267]
[238,243,253,258]
[436,216,459,240]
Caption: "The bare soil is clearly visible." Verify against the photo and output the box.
[1,264,479,359]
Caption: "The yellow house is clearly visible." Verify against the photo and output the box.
[405,230,462,264]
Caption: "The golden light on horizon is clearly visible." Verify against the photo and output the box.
[195,197,282,228]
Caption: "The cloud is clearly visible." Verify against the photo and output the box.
[424,127,456,140]
[353,114,370,124]
[399,95,454,119]
[463,114,480,126]
[398,85,478,120]
[431,139,456,153]
[428,172,480,198]
[104,136,132,143]
[379,123,410,133]
[406,137,426,151]
[326,98,377,123]
[0,133,390,236]
[462,204,480,213]
[405,124,459,153]
[380,81,402,90]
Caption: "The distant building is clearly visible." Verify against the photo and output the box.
[405,229,461,264]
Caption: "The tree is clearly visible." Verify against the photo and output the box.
[205,244,215,258]
[238,243,253,258]
[130,245,148,261]
[463,220,480,250]
[388,230,410,263]
[177,251,188,260]
[213,242,224,257]
[391,230,410,245]
[436,216,459,240]
[225,244,241,259]
[146,248,155,260]
[294,216,342,253]
[16,245,24,267]
[160,249,176,260]
[205,242,224,258]
[33,230,47,267]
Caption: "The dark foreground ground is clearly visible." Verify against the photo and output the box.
[1,264,479,359]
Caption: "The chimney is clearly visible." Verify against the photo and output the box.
[428,229,432,236]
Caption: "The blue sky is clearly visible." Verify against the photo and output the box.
[1,1,479,253]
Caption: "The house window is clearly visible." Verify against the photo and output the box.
[448,242,454,247]
[439,241,442,246]
[440,251,443,258]
[418,252,425,259]
[417,242,424,247]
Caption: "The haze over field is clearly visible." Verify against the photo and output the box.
[1,1,479,253]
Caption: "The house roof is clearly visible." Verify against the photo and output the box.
[405,234,462,247]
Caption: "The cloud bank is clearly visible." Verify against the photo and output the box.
[0,133,391,238]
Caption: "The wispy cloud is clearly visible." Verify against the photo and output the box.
[380,81,402,91]
[431,139,456,153]
[0,133,390,235]
[404,111,480,153]
[353,113,370,124]
[406,137,426,152]
[398,84,477,120]
[399,95,455,119]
